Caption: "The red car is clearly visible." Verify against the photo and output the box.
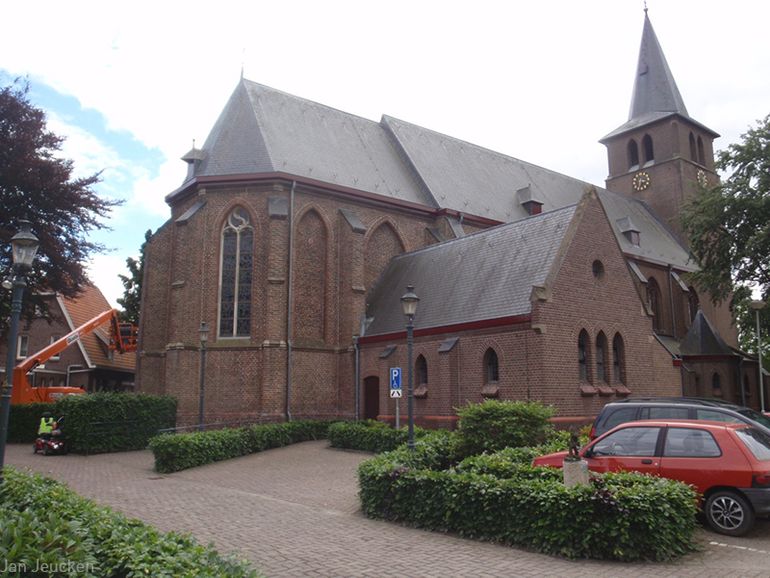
[532,420,770,536]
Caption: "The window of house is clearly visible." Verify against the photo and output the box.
[16,335,29,359]
[612,333,625,384]
[627,139,640,170]
[50,336,61,361]
[484,348,499,383]
[647,278,662,332]
[416,355,428,385]
[642,134,654,164]
[596,332,608,383]
[592,260,605,279]
[578,330,590,382]
[219,207,254,338]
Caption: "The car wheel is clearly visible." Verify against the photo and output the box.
[705,491,755,536]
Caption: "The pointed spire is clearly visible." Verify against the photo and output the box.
[628,11,688,120]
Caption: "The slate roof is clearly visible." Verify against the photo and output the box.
[364,205,577,336]
[61,285,135,372]
[679,310,736,357]
[602,13,718,140]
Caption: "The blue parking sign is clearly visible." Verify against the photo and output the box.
[390,367,402,389]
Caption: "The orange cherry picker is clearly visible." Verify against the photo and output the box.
[11,309,138,405]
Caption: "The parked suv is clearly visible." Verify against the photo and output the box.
[590,397,770,439]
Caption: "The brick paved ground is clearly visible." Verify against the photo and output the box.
[6,441,770,577]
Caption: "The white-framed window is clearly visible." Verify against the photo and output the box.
[219,207,253,338]
[50,336,61,361]
[16,335,29,359]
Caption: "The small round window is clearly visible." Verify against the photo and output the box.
[592,260,605,279]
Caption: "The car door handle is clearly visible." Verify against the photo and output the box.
[641,459,653,464]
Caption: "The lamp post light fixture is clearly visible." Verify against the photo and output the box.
[0,221,40,483]
[750,300,766,413]
[198,321,209,431]
[400,285,419,451]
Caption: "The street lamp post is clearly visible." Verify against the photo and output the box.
[400,285,419,451]
[198,322,209,431]
[0,221,40,483]
[750,300,766,413]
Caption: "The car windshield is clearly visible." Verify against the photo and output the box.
[735,427,770,461]
[737,408,770,429]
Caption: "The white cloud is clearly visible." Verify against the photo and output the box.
[86,253,132,309]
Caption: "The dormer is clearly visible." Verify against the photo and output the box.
[517,185,543,216]
[616,216,641,246]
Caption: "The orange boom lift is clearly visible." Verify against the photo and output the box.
[10,309,138,405]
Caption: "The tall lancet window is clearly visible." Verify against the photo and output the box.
[219,207,253,338]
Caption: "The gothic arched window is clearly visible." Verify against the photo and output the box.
[642,134,654,164]
[484,348,499,383]
[596,332,608,383]
[612,333,625,385]
[416,355,428,385]
[647,278,662,332]
[687,287,700,323]
[689,132,697,161]
[697,136,705,165]
[219,207,253,338]
[578,330,590,382]
[627,139,640,170]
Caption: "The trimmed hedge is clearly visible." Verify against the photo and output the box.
[7,394,177,453]
[57,393,177,454]
[0,467,258,577]
[455,399,555,456]
[358,437,698,561]
[149,420,333,473]
[327,420,435,453]
[7,402,53,443]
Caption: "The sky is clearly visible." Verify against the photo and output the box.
[2,0,769,307]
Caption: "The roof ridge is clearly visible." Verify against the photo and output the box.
[389,203,579,261]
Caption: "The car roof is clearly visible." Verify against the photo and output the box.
[610,419,750,431]
[606,397,745,409]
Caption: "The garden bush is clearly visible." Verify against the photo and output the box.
[358,436,698,561]
[56,392,177,454]
[327,420,437,453]
[455,399,555,456]
[0,468,258,577]
[149,420,333,473]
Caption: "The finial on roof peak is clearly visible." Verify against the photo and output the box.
[644,0,648,15]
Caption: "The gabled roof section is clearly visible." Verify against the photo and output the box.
[597,189,696,270]
[61,285,135,372]
[382,115,592,222]
[680,310,736,357]
[601,12,718,141]
[364,204,578,337]
[171,79,432,206]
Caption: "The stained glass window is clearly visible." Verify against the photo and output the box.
[220,207,253,337]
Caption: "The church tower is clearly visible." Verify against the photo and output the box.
[601,10,719,237]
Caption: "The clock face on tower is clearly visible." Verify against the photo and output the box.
[697,169,708,187]
[632,171,651,192]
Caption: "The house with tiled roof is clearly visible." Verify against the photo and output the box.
[137,12,762,427]
[0,285,135,392]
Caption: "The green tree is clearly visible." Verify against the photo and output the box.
[682,115,770,362]
[682,115,770,302]
[117,229,151,325]
[0,79,120,330]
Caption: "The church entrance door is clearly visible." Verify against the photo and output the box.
[363,376,379,420]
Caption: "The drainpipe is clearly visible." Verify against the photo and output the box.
[738,358,746,407]
[353,335,360,421]
[285,181,296,422]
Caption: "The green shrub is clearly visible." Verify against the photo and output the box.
[7,402,54,443]
[149,420,334,473]
[55,393,177,454]
[327,420,430,453]
[455,400,555,456]
[357,436,698,561]
[0,468,258,577]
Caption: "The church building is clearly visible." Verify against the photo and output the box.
[137,13,762,426]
